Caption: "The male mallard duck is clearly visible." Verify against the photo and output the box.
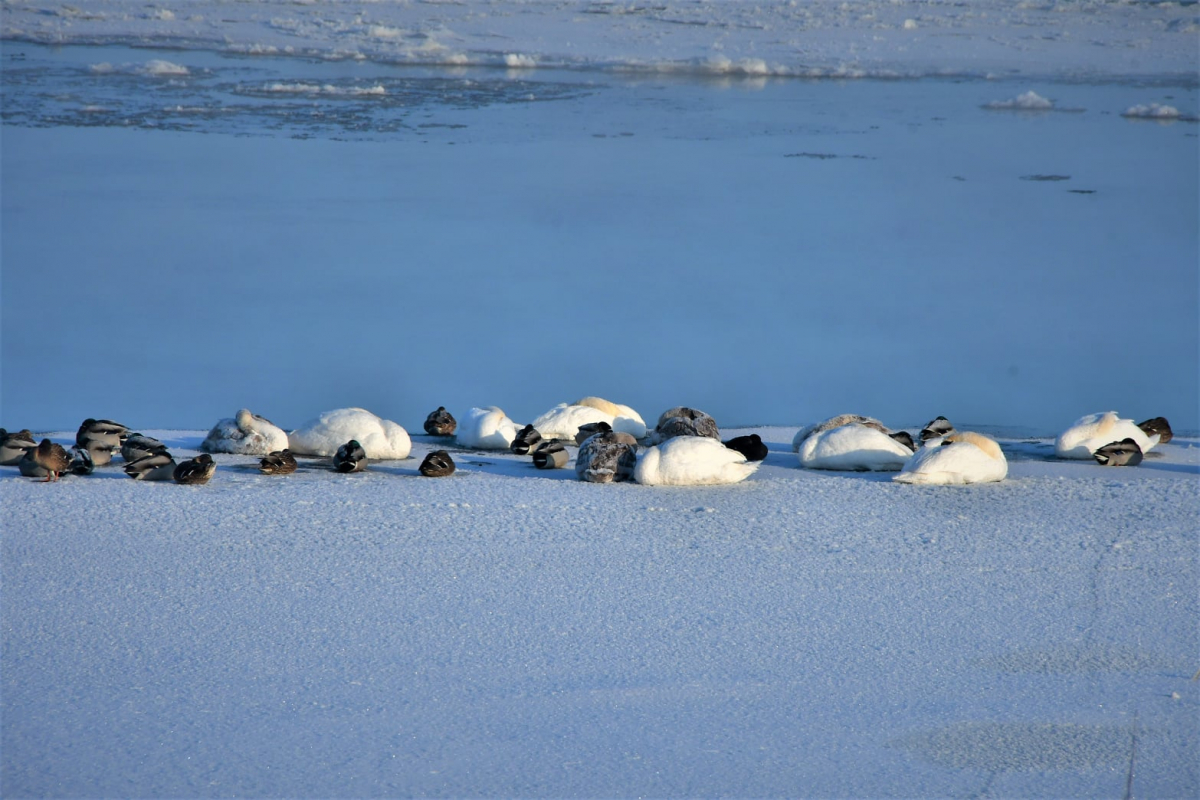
[334,440,367,473]
[1136,417,1172,445]
[76,419,130,448]
[533,441,569,469]
[258,449,298,475]
[1094,438,1144,467]
[636,435,757,486]
[574,420,612,445]
[0,429,37,466]
[201,408,289,456]
[122,433,168,463]
[423,407,457,436]
[920,416,955,443]
[1055,412,1163,460]
[419,450,456,477]
[125,452,178,481]
[30,439,71,482]
[510,424,543,455]
[68,447,95,476]
[894,431,1008,485]
[793,414,916,472]
[651,407,720,443]
[289,408,411,459]
[174,454,216,485]
[723,433,768,461]
[575,430,638,483]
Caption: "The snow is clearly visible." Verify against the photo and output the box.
[984,90,1056,111]
[2,428,1197,796]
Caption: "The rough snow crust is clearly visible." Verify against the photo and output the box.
[2,427,1197,797]
[1,0,1196,81]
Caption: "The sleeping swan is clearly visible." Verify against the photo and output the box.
[1054,411,1164,460]
[288,407,411,459]
[532,397,647,440]
[456,406,521,450]
[793,414,916,471]
[635,435,758,486]
[893,431,1007,485]
[201,408,290,456]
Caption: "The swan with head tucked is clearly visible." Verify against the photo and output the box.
[636,435,758,486]
[793,414,916,471]
[201,409,290,456]
[288,407,411,459]
[531,397,647,441]
[455,406,521,450]
[650,407,720,443]
[1054,412,1162,460]
[894,431,1007,485]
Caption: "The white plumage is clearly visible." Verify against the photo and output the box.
[201,408,290,456]
[893,432,1008,485]
[635,435,758,486]
[794,419,913,471]
[287,407,411,459]
[455,406,521,450]
[532,397,647,440]
[1054,411,1158,460]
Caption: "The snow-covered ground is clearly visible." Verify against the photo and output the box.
[2,1,1198,796]
[3,428,1198,796]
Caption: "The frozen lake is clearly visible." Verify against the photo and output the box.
[2,41,1197,435]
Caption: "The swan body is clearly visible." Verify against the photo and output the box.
[576,430,638,483]
[575,397,648,439]
[423,407,457,436]
[635,435,758,486]
[532,398,647,441]
[124,452,177,481]
[1054,412,1159,460]
[334,440,367,473]
[289,407,411,459]
[174,454,216,485]
[0,429,37,466]
[796,420,914,472]
[894,432,1008,485]
[202,408,289,456]
[456,407,521,450]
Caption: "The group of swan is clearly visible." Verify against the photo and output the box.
[8,401,1171,487]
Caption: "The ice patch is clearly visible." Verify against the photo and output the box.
[1122,102,1181,119]
[984,90,1054,110]
[142,59,189,76]
[504,54,537,68]
[260,82,386,96]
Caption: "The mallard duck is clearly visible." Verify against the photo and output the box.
[1136,417,1172,444]
[423,407,457,436]
[30,439,71,482]
[510,424,543,455]
[121,433,168,463]
[894,432,1008,485]
[258,449,298,475]
[723,433,768,461]
[793,414,916,472]
[651,407,720,443]
[1094,438,1144,467]
[574,420,612,445]
[575,430,638,483]
[455,407,521,450]
[68,447,95,476]
[289,408,411,459]
[0,429,37,466]
[76,418,130,449]
[334,440,367,473]
[636,435,757,486]
[920,416,955,443]
[201,409,289,456]
[419,450,456,477]
[174,454,216,485]
[125,452,178,481]
[1055,412,1162,460]
[533,441,569,469]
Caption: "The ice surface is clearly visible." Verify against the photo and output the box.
[2,429,1197,796]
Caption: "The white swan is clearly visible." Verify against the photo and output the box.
[1054,411,1159,460]
[532,397,647,440]
[455,406,521,450]
[893,432,1008,485]
[287,407,411,459]
[201,408,290,456]
[793,415,915,471]
[635,435,758,486]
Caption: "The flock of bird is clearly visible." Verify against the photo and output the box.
[0,398,1173,487]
